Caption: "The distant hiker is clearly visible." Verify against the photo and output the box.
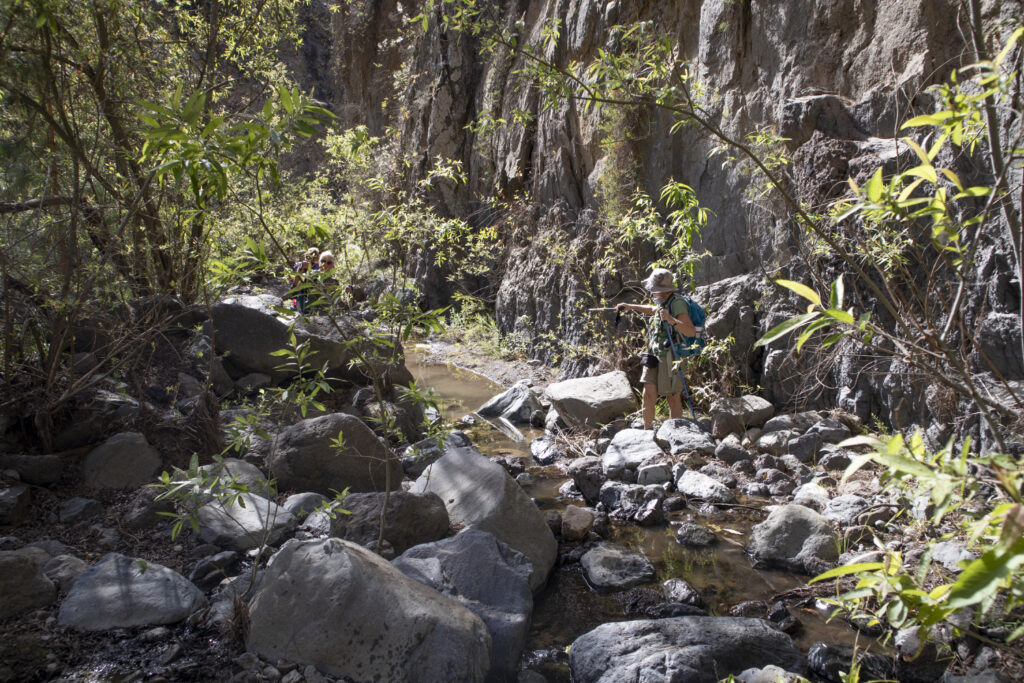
[302,250,338,312]
[291,247,320,313]
[616,268,696,430]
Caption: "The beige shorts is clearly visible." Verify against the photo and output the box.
[640,354,685,396]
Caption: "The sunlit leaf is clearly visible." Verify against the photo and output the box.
[776,280,822,307]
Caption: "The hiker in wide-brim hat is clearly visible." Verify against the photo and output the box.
[616,268,697,430]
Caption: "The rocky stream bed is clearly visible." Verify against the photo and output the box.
[0,293,1020,682]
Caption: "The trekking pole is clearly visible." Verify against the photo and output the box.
[662,320,698,422]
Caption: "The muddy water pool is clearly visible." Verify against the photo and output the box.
[406,350,879,679]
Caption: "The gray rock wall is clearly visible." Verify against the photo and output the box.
[294,0,1023,430]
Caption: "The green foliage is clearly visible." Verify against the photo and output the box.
[441,293,529,361]
[811,431,1024,644]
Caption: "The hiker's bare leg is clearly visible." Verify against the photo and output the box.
[642,383,658,429]
[667,394,683,419]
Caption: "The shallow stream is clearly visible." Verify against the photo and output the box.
[406,349,878,680]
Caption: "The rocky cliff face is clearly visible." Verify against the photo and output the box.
[295,0,1023,442]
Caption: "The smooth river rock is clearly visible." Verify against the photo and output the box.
[748,504,839,574]
[580,543,656,592]
[59,553,206,630]
[569,616,806,682]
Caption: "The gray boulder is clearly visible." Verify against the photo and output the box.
[411,446,557,593]
[932,541,977,572]
[0,454,63,485]
[328,491,450,554]
[561,505,595,541]
[786,433,822,463]
[598,481,646,511]
[763,411,822,434]
[676,470,736,504]
[197,493,295,551]
[123,487,175,530]
[656,419,716,456]
[478,380,543,424]
[543,371,636,429]
[43,554,89,593]
[246,538,490,682]
[602,429,664,478]
[59,553,206,630]
[569,617,806,683]
[0,550,57,618]
[197,458,271,497]
[755,429,799,456]
[530,435,568,465]
[748,505,839,574]
[637,462,672,486]
[580,543,656,592]
[59,497,103,524]
[282,492,329,521]
[823,495,870,526]
[0,486,31,525]
[394,529,532,681]
[269,413,401,494]
[715,435,754,464]
[662,578,707,609]
[676,522,717,547]
[210,298,405,385]
[82,432,162,489]
[568,456,605,504]
[806,418,852,443]
[710,395,776,439]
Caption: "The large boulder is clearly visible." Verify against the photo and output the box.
[394,529,532,680]
[748,505,839,574]
[209,297,413,386]
[82,432,162,489]
[569,617,806,683]
[246,538,491,682]
[0,550,57,619]
[478,380,543,424]
[197,493,296,551]
[59,554,206,630]
[656,419,716,456]
[602,429,664,478]
[410,446,557,593]
[329,491,450,554]
[269,413,401,494]
[710,395,776,439]
[580,543,656,592]
[543,371,636,429]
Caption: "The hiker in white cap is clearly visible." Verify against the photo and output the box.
[616,268,696,430]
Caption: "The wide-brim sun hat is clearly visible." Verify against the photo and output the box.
[643,268,678,293]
